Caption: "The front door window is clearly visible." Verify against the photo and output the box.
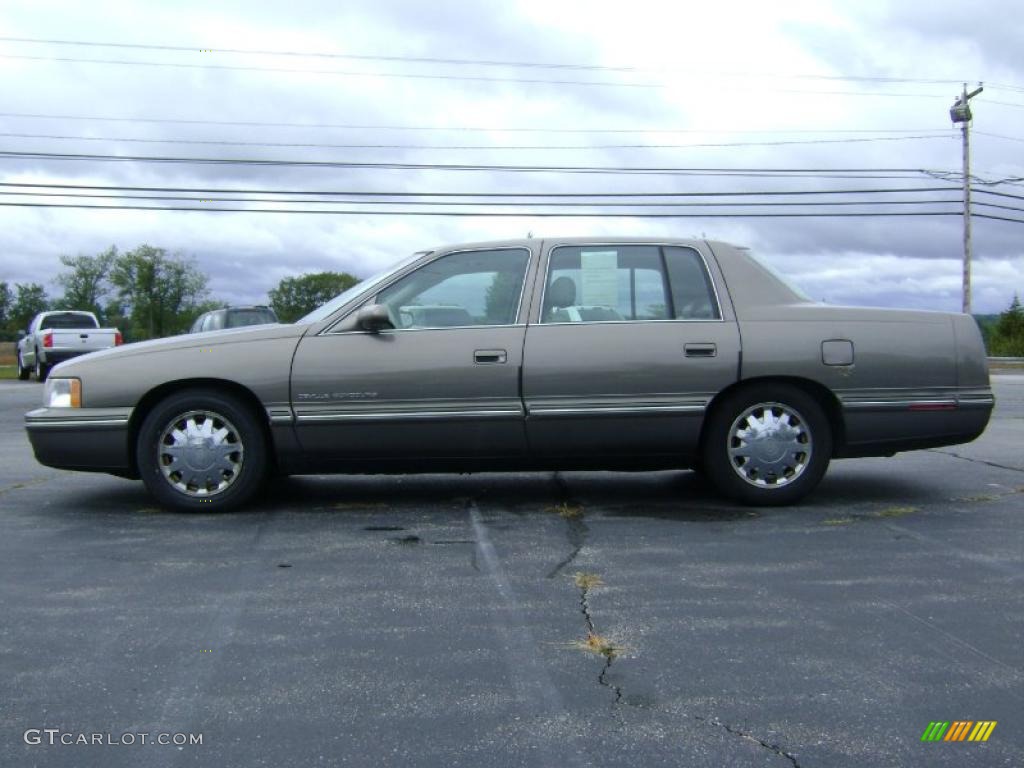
[375,248,530,329]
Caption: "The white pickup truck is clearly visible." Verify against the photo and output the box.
[17,311,122,381]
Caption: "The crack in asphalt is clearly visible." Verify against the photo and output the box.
[693,715,802,768]
[547,472,589,578]
[928,449,1024,474]
[597,655,624,710]
[573,576,626,723]
[572,556,802,763]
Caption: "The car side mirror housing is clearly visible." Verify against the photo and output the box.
[17,329,26,339]
[357,304,394,332]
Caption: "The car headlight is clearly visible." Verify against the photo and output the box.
[44,378,81,408]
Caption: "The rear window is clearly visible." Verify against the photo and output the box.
[225,308,278,328]
[42,313,99,329]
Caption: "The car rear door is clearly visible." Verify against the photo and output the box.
[522,242,740,459]
[290,246,536,462]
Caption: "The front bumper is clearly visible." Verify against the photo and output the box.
[25,407,135,475]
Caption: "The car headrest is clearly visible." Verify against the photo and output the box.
[548,276,576,308]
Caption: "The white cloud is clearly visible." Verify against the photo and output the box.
[0,0,1021,313]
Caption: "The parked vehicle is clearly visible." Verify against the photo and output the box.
[25,238,993,511]
[17,311,122,382]
[189,306,278,333]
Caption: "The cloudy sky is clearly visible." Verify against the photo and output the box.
[1,0,1022,313]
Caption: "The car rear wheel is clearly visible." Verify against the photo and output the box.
[17,350,31,380]
[702,384,832,506]
[136,389,268,512]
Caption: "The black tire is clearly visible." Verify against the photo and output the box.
[136,388,268,512]
[17,350,31,380]
[702,384,832,506]
[34,352,49,382]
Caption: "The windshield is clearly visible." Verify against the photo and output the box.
[297,252,429,324]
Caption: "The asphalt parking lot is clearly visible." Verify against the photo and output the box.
[1,377,1022,768]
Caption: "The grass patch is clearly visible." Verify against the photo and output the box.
[571,632,624,659]
[0,365,21,380]
[573,572,604,590]
[547,501,584,519]
[823,506,919,526]
[875,505,919,518]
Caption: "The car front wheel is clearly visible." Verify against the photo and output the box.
[702,384,832,506]
[136,389,268,512]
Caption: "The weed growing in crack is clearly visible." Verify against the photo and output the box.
[573,572,604,590]
[822,518,853,526]
[572,632,624,659]
[547,501,584,519]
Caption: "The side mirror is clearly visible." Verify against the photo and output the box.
[17,330,26,339]
[356,304,394,333]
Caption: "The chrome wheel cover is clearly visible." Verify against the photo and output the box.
[157,410,244,497]
[727,402,812,488]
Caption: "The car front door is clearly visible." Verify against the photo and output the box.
[522,242,740,459]
[290,246,535,463]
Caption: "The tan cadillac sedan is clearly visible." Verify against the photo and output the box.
[26,238,994,512]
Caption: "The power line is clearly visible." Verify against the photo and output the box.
[975,131,1024,144]
[0,201,968,217]
[3,35,1014,92]
[0,53,670,90]
[0,181,963,197]
[0,53,979,101]
[975,188,1024,202]
[975,213,1024,224]
[0,131,954,152]
[0,190,966,208]
[0,150,941,177]
[0,112,950,136]
[974,200,1024,214]
[981,98,1024,109]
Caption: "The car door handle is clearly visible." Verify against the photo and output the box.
[474,349,507,364]
[684,343,717,358]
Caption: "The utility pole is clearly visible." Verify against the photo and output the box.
[950,83,983,314]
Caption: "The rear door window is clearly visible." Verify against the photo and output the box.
[541,245,719,323]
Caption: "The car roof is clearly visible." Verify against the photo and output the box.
[427,236,735,252]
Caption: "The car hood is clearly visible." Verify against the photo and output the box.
[51,323,310,372]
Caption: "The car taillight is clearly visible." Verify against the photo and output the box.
[43,332,53,348]
[115,331,123,346]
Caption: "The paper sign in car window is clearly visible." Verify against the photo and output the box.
[580,250,619,307]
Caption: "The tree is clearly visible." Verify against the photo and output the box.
[54,246,116,317]
[9,283,49,332]
[484,271,523,324]
[989,294,1024,356]
[109,246,209,339]
[0,281,11,330]
[268,271,359,323]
